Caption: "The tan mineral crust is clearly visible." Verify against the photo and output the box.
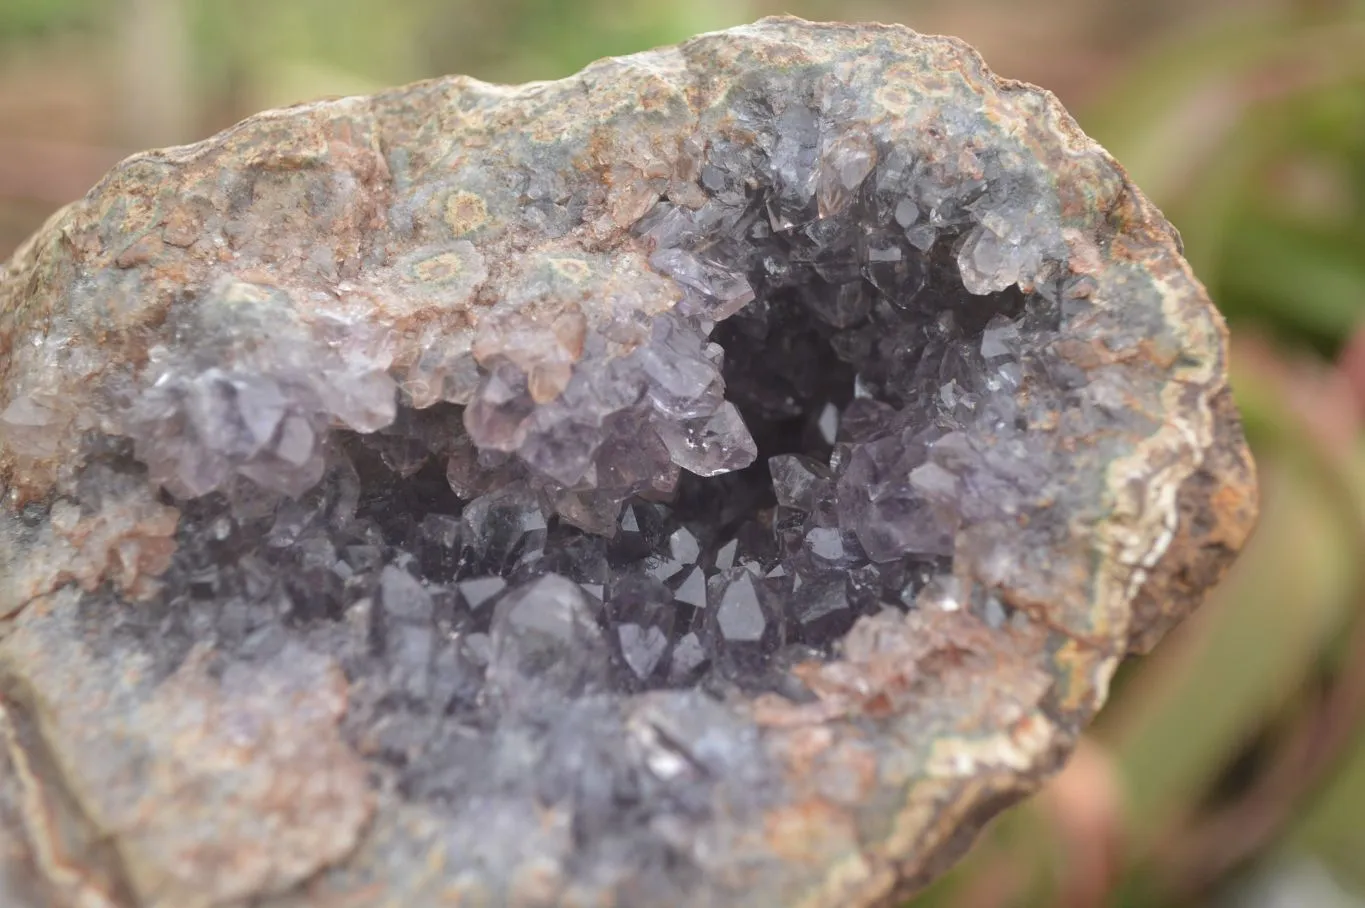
[0,17,1255,908]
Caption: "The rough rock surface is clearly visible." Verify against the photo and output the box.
[0,17,1257,908]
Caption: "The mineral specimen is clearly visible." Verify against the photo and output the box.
[0,17,1256,908]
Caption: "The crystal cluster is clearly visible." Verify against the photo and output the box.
[125,281,401,500]
[131,97,1066,706]
[0,18,1257,908]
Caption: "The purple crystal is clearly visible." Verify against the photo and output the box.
[377,565,435,624]
[487,573,606,698]
[460,484,548,572]
[714,573,766,643]
[667,631,710,684]
[653,402,758,478]
[457,576,506,612]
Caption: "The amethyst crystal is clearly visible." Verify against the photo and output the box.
[0,18,1256,908]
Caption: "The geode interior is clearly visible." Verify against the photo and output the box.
[119,78,1060,738]
[0,18,1256,908]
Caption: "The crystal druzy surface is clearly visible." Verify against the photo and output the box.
[0,18,1256,908]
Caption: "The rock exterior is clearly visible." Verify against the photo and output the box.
[0,17,1256,908]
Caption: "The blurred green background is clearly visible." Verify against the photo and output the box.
[3,1,1365,905]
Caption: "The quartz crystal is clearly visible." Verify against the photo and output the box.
[0,18,1257,908]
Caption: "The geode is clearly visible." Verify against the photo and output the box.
[0,17,1256,908]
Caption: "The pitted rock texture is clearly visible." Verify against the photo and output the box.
[0,17,1257,908]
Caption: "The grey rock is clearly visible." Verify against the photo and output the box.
[0,17,1257,908]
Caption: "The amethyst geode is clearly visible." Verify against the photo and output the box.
[0,18,1256,908]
